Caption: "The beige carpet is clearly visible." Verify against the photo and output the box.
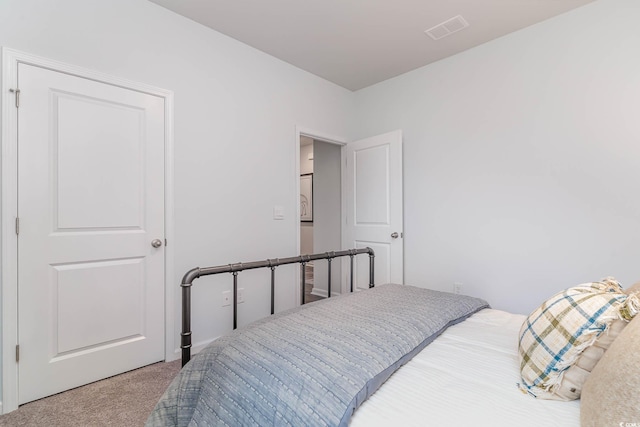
[0,359,182,427]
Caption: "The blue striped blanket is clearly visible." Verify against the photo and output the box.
[147,284,489,426]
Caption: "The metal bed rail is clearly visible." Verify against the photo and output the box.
[180,247,375,366]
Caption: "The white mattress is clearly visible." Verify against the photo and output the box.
[350,308,580,426]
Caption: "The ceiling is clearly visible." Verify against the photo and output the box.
[149,0,596,91]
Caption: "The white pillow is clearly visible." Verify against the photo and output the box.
[518,278,639,400]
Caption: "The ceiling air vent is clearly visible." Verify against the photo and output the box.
[425,15,469,40]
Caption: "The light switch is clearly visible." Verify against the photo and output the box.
[273,206,285,220]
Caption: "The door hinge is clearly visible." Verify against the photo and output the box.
[9,88,20,108]
[16,345,20,363]
[15,217,20,235]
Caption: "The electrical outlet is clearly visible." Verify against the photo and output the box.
[238,288,245,304]
[453,282,462,294]
[222,290,231,307]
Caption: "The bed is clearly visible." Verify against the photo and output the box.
[147,248,637,426]
[350,308,579,426]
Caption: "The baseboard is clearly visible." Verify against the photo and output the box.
[173,336,218,359]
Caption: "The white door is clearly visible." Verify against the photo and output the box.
[343,130,403,290]
[17,63,166,403]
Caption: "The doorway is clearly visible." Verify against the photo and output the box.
[295,128,404,302]
[299,134,343,302]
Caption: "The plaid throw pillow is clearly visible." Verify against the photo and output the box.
[517,278,638,400]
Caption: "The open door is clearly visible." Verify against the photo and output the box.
[343,130,403,290]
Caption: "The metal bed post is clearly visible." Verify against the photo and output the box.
[300,261,307,305]
[327,256,332,298]
[232,270,239,330]
[349,250,355,293]
[269,260,276,315]
[181,267,201,367]
[180,282,192,366]
[369,251,375,288]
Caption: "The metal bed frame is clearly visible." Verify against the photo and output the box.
[180,247,375,366]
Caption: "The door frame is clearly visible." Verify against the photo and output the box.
[294,126,348,299]
[1,47,175,413]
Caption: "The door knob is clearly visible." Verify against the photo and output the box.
[391,232,399,239]
[151,239,163,248]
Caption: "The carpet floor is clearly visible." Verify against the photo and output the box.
[0,359,182,427]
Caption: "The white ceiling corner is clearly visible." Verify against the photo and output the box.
[148,0,596,91]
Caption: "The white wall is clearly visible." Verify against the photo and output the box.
[353,0,640,315]
[0,0,353,402]
[300,138,315,175]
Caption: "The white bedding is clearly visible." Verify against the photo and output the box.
[350,308,580,426]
